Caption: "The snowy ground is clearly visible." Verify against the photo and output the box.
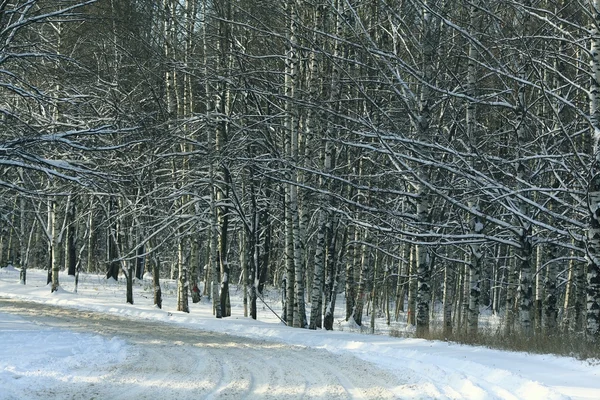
[1,267,599,399]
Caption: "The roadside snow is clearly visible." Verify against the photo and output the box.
[1,267,599,399]
[0,312,127,399]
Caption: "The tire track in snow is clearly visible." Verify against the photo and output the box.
[0,298,412,399]
[339,342,570,400]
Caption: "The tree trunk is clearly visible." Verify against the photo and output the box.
[153,255,162,309]
[309,210,326,329]
[370,251,380,334]
[407,245,417,326]
[415,188,431,337]
[443,263,454,337]
[395,243,410,321]
[345,224,358,321]
[587,174,600,338]
[177,239,189,313]
[126,261,133,305]
[518,226,534,336]
[214,0,232,319]
[135,244,145,281]
[323,216,340,331]
[353,231,370,326]
[18,195,27,285]
[189,239,201,304]
[86,196,96,273]
[504,250,518,335]
[66,197,77,277]
[544,245,558,334]
[210,171,222,319]
[106,198,120,281]
[467,216,482,336]
[587,0,600,339]
[50,199,60,293]
[466,0,482,337]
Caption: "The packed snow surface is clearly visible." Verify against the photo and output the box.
[1,266,599,399]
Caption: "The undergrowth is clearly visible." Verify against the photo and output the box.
[390,325,600,361]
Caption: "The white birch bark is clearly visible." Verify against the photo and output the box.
[283,0,306,328]
[466,0,482,336]
[504,248,518,334]
[86,196,95,273]
[415,1,436,338]
[353,230,370,326]
[586,0,600,338]
[177,238,189,313]
[394,243,409,321]
[345,220,360,321]
[19,192,27,284]
[209,180,221,318]
[309,209,326,329]
[514,2,533,336]
[407,245,416,326]
[307,1,328,331]
[323,217,342,331]
[50,199,60,293]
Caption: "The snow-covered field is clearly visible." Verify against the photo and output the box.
[1,267,599,399]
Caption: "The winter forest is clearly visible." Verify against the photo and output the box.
[3,0,600,352]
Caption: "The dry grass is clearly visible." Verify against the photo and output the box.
[389,324,600,361]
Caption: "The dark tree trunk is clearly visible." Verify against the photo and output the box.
[126,262,133,305]
[135,244,145,280]
[258,210,270,294]
[153,257,162,309]
[106,236,119,281]
[67,199,77,276]
[190,240,201,304]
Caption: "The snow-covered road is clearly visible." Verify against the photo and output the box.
[2,268,600,399]
[0,298,412,400]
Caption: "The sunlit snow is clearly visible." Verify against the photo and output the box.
[1,266,599,399]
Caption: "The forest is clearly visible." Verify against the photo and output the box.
[2,0,600,348]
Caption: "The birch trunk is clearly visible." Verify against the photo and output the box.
[562,244,579,332]
[353,231,370,326]
[466,0,482,336]
[200,0,220,318]
[407,245,417,326]
[324,222,344,331]
[177,238,189,313]
[210,171,222,318]
[443,263,454,337]
[345,224,357,321]
[514,0,534,337]
[308,1,332,331]
[309,211,326,329]
[50,199,60,293]
[248,201,260,320]
[86,196,96,273]
[66,196,77,277]
[19,194,27,284]
[284,0,306,328]
[216,0,232,319]
[415,190,431,337]
[239,229,248,317]
[544,246,558,333]
[414,1,437,338]
[587,0,600,338]
[504,249,517,334]
[395,243,410,321]
[518,227,533,335]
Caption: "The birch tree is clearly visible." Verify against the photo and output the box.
[586,0,600,338]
